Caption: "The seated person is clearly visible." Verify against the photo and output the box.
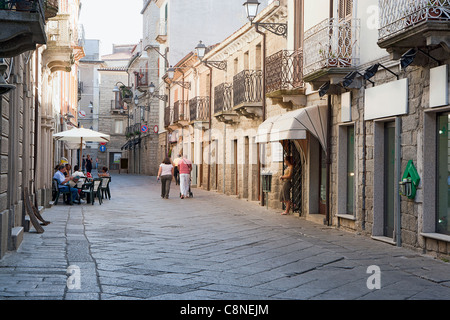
[98,166,111,177]
[53,165,79,204]
[72,165,85,178]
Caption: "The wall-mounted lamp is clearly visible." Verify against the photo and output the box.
[149,82,168,102]
[195,41,227,71]
[166,66,191,89]
[319,82,330,97]
[243,0,288,37]
[342,70,374,88]
[364,63,399,82]
[400,48,441,70]
[0,59,16,95]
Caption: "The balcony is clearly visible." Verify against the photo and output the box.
[266,49,306,110]
[110,100,128,115]
[303,18,360,90]
[156,19,167,44]
[232,70,263,119]
[42,13,74,73]
[378,0,450,57]
[0,0,46,57]
[214,83,238,125]
[173,100,189,127]
[189,96,210,126]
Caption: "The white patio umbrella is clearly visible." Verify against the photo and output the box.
[53,127,110,166]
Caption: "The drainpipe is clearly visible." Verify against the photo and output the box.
[361,106,366,231]
[255,25,266,207]
[205,64,213,191]
[326,95,332,226]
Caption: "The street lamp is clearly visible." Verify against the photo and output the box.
[243,0,287,37]
[149,82,168,102]
[195,41,227,71]
[243,0,260,23]
[166,66,191,89]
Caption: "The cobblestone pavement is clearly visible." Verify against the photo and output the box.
[0,174,449,301]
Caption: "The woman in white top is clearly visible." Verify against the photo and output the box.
[157,157,174,199]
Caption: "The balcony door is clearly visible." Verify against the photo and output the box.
[337,0,354,67]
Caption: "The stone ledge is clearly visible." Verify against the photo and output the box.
[420,232,450,243]
[11,227,23,251]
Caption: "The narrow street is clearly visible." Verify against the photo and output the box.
[0,174,449,301]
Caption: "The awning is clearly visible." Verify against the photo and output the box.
[257,105,328,152]
[255,114,283,144]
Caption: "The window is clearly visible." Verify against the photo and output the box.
[339,0,353,20]
[437,113,450,235]
[114,120,124,134]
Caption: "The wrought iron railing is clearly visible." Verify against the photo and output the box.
[378,0,450,42]
[214,83,233,114]
[174,100,189,122]
[189,97,210,122]
[233,70,263,107]
[266,49,304,94]
[303,18,360,76]
[0,0,45,21]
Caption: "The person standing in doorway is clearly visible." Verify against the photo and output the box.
[279,156,294,215]
[179,154,192,199]
[86,155,93,174]
[157,157,174,199]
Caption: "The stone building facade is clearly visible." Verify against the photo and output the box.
[161,0,450,259]
[0,0,83,259]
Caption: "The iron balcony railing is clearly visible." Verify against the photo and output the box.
[233,70,263,107]
[0,0,45,21]
[189,97,210,122]
[265,49,304,94]
[214,83,233,114]
[378,0,450,42]
[303,18,360,76]
[174,100,189,122]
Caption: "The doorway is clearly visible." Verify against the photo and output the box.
[384,122,396,238]
[282,141,303,214]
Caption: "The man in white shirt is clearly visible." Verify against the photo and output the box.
[53,165,79,205]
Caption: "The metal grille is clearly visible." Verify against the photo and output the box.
[283,141,303,214]
[303,18,360,76]
[233,70,263,107]
[378,0,450,42]
[214,83,233,114]
[266,49,304,94]
[174,100,188,121]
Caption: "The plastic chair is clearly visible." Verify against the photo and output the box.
[91,178,102,205]
[52,179,72,205]
[100,177,111,200]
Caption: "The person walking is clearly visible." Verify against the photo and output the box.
[85,155,93,174]
[179,154,192,199]
[173,153,182,185]
[279,156,294,215]
[157,157,174,199]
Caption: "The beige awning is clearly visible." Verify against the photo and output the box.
[257,105,328,152]
[255,114,283,144]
